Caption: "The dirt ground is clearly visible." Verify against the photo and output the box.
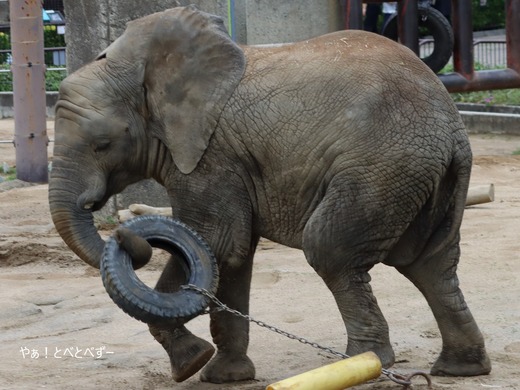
[1,119,519,390]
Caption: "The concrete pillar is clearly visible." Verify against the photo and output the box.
[244,0,342,44]
[0,1,9,24]
[63,0,246,73]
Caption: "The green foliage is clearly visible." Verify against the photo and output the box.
[0,24,65,65]
[0,166,16,182]
[472,0,505,31]
[0,32,10,64]
[43,25,65,65]
[43,25,65,48]
[0,64,12,91]
[0,64,65,92]
[45,68,66,91]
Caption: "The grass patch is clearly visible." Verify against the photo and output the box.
[452,89,520,106]
[1,165,16,181]
[94,214,119,230]
[440,63,520,107]
[512,149,520,156]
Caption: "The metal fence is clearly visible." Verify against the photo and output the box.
[419,39,507,70]
[0,47,67,92]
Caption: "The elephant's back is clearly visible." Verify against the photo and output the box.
[243,29,435,82]
[235,29,469,177]
[242,28,456,127]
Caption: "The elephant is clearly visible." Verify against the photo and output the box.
[48,5,491,384]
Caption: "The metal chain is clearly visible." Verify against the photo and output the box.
[181,284,432,389]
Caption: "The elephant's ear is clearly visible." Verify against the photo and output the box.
[137,6,245,174]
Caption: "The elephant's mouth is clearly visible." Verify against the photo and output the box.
[76,171,125,212]
[77,189,111,212]
[88,201,106,212]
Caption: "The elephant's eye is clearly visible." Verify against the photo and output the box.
[94,141,111,152]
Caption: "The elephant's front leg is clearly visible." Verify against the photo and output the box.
[148,255,215,382]
[200,254,256,383]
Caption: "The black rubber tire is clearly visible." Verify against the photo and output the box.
[382,6,454,74]
[100,215,219,327]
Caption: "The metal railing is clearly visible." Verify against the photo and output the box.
[0,47,67,91]
[419,39,507,70]
[344,0,520,92]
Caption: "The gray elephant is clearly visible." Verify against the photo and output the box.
[48,5,491,384]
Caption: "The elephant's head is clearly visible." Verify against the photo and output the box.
[49,6,245,268]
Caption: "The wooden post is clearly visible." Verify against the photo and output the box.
[10,0,48,183]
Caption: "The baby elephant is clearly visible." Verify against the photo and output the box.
[49,5,491,384]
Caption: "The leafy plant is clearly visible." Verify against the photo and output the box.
[0,24,65,66]
[45,68,66,91]
[472,0,505,31]
[43,25,66,65]
[0,32,10,64]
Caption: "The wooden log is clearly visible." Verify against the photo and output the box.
[466,184,495,207]
[129,203,171,216]
[117,209,137,223]
[117,204,172,223]
[118,184,494,223]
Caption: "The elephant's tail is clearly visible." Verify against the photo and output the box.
[419,132,472,262]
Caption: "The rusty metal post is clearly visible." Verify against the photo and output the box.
[9,0,48,183]
[452,0,474,79]
[506,0,520,72]
[439,0,520,92]
[397,0,419,55]
[344,0,364,30]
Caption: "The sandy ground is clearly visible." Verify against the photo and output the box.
[1,119,519,390]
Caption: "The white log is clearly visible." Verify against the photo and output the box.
[466,184,495,207]
[129,203,171,216]
[117,209,137,223]
[117,204,172,223]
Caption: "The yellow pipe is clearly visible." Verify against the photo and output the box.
[266,351,382,390]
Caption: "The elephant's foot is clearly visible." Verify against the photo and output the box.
[200,351,255,383]
[431,345,491,376]
[149,326,215,382]
[347,340,395,368]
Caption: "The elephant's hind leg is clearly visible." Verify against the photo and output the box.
[396,235,491,376]
[149,255,215,382]
[302,192,395,368]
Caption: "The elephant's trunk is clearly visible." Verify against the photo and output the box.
[48,167,105,269]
